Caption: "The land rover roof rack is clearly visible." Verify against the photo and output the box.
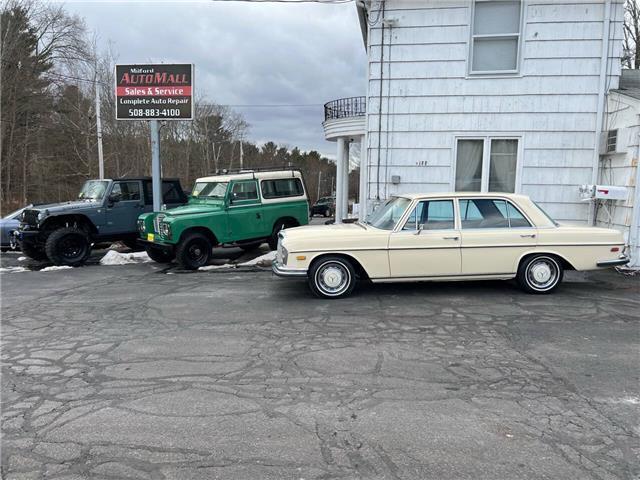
[213,166,301,178]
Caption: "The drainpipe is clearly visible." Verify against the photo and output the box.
[629,128,640,267]
[590,0,612,225]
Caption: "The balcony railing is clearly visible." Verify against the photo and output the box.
[324,96,366,121]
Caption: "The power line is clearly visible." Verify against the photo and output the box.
[209,0,353,3]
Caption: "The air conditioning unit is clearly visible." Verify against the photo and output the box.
[579,184,628,201]
[599,129,624,155]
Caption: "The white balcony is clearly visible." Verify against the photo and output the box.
[321,97,367,223]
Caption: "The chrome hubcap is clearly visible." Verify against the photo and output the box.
[322,267,344,289]
[527,258,558,290]
[316,262,350,296]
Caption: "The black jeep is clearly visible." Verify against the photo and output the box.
[14,177,187,266]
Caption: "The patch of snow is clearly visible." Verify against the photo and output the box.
[18,256,27,262]
[199,264,235,271]
[603,396,640,405]
[100,250,151,266]
[0,266,28,274]
[40,266,74,272]
[238,250,276,267]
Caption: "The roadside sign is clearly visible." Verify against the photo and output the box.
[115,64,194,120]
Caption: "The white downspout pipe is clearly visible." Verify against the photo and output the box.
[629,128,640,267]
[590,0,612,225]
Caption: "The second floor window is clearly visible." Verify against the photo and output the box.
[470,0,522,74]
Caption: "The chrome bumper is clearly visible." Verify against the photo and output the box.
[272,260,307,278]
[597,255,630,267]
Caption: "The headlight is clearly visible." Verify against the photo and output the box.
[279,242,288,265]
[159,222,171,239]
[137,219,146,233]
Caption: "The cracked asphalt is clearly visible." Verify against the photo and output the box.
[1,251,639,479]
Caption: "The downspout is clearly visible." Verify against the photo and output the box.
[591,0,612,225]
[629,127,640,267]
[375,0,385,200]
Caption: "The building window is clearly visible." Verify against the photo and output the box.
[470,0,522,73]
[455,138,519,193]
[606,129,618,153]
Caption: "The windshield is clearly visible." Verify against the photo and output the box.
[366,196,411,230]
[78,180,109,201]
[533,201,559,226]
[192,182,228,199]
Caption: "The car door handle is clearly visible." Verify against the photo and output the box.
[443,236,459,240]
[520,234,536,238]
[256,213,261,219]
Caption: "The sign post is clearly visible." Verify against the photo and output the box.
[115,63,194,210]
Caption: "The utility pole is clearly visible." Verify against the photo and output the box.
[317,170,322,201]
[150,120,162,211]
[95,82,104,179]
[239,140,244,170]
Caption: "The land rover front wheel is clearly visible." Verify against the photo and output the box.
[145,245,175,264]
[268,219,296,250]
[176,233,211,270]
[45,228,91,266]
[308,256,357,299]
[517,254,564,294]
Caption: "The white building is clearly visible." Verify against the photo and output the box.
[323,0,640,267]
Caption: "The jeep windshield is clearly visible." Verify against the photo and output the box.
[78,180,109,201]
[192,182,228,199]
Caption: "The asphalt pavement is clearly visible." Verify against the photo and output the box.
[1,246,639,479]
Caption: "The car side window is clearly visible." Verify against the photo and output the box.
[112,181,140,201]
[231,181,258,201]
[403,200,455,230]
[261,178,304,199]
[162,182,183,203]
[460,199,509,228]
[506,201,531,227]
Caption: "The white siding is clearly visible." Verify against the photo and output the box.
[364,0,624,223]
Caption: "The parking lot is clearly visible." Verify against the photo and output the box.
[1,249,639,480]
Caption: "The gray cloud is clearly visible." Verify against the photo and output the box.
[63,1,367,157]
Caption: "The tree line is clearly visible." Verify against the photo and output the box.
[1,1,352,214]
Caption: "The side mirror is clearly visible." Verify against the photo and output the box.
[108,193,121,204]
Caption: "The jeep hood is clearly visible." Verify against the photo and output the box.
[31,200,101,213]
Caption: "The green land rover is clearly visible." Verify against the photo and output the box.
[138,169,310,269]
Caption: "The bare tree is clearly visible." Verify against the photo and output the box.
[623,0,640,68]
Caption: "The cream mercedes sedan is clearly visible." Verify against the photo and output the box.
[272,193,629,299]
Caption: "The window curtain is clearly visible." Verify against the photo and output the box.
[488,139,517,193]
[456,139,484,191]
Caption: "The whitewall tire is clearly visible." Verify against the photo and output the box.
[308,256,357,299]
[517,255,564,294]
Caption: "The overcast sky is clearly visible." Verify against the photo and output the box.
[61,0,367,158]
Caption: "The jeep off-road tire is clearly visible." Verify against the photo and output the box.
[517,254,564,294]
[308,256,357,299]
[145,245,175,264]
[21,242,48,261]
[176,232,212,270]
[268,219,296,250]
[45,228,91,266]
